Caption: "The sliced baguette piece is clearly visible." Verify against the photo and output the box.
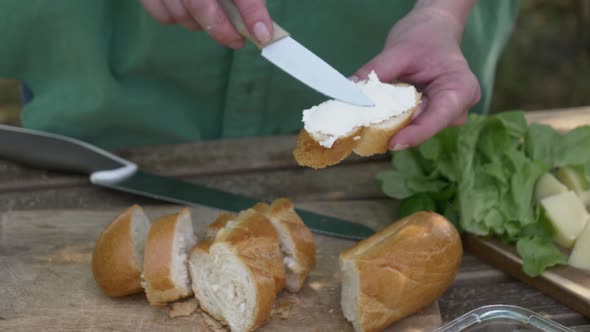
[92,204,150,297]
[143,208,197,306]
[253,198,317,292]
[340,211,462,332]
[189,209,285,332]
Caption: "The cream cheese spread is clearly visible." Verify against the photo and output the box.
[302,71,417,148]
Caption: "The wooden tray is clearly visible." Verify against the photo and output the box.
[464,235,590,319]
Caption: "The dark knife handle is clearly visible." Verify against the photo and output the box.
[0,124,131,175]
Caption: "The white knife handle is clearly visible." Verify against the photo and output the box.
[0,123,137,177]
[90,164,138,185]
[217,0,290,49]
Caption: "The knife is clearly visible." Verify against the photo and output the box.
[0,124,375,240]
[217,0,374,107]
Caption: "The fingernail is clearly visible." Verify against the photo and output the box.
[349,75,359,83]
[229,40,245,49]
[253,21,271,43]
[391,144,409,151]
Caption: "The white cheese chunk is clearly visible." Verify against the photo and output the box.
[540,191,589,248]
[535,172,568,201]
[569,220,590,271]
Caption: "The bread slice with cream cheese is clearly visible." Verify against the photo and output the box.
[294,72,421,169]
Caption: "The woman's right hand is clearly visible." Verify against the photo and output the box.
[140,0,273,49]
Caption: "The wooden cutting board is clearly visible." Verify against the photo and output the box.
[464,235,590,319]
[0,206,442,332]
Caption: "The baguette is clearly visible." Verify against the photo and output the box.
[92,204,150,297]
[340,211,462,332]
[294,73,420,169]
[253,198,317,292]
[142,208,197,306]
[206,212,236,238]
[189,209,285,332]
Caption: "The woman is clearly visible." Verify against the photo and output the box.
[0,0,518,150]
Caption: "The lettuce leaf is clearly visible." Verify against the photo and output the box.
[377,111,590,277]
[517,236,567,277]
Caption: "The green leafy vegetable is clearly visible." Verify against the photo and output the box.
[377,111,590,277]
[398,193,436,219]
[517,236,567,277]
[376,170,412,199]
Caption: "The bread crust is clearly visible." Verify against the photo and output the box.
[217,209,287,293]
[254,198,317,292]
[352,104,418,156]
[143,208,194,305]
[293,127,362,169]
[206,212,236,239]
[92,204,146,297]
[340,211,462,332]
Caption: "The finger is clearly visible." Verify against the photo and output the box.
[233,0,272,43]
[390,71,480,149]
[449,111,468,127]
[162,0,203,30]
[183,0,245,49]
[411,96,427,121]
[353,47,413,83]
[141,0,175,24]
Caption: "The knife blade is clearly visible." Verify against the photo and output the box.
[0,124,375,240]
[217,0,374,107]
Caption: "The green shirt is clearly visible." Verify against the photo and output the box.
[0,0,519,149]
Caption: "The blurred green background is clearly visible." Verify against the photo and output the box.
[1,0,589,126]
[489,0,590,113]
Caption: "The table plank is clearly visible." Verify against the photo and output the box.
[0,136,387,191]
[0,162,391,211]
[2,108,589,194]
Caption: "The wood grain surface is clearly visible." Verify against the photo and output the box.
[0,206,441,332]
[1,107,590,330]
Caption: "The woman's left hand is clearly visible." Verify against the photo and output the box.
[353,2,481,150]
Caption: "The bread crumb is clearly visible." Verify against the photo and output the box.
[169,299,199,318]
[272,295,300,320]
[33,245,92,264]
[200,312,228,332]
[309,281,329,291]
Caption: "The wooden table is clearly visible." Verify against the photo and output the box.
[1,107,590,331]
